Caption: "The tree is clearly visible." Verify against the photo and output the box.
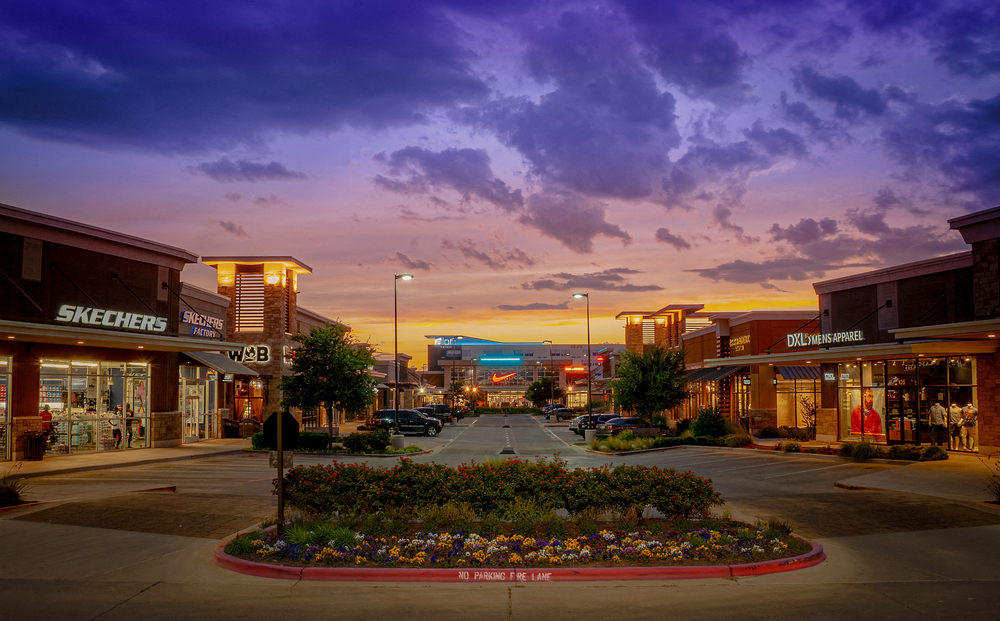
[280,324,378,440]
[609,345,688,423]
[448,379,464,409]
[525,377,565,407]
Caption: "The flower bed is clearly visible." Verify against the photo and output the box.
[225,518,809,569]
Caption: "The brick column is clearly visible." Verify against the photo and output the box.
[976,353,1000,456]
[973,239,1000,319]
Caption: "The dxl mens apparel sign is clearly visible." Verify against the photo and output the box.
[786,330,865,348]
[55,304,168,332]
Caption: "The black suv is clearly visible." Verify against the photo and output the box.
[415,406,453,424]
[372,409,443,436]
[574,414,621,435]
[434,403,463,422]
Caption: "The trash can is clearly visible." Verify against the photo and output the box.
[23,432,45,461]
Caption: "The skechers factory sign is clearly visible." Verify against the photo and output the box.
[786,330,865,348]
[180,310,224,338]
[56,305,168,332]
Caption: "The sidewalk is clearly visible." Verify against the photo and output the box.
[9,438,251,479]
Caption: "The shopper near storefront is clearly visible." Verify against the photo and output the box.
[929,402,947,446]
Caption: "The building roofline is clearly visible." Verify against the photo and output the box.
[813,252,972,294]
[201,256,313,274]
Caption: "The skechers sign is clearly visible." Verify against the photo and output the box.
[786,330,865,348]
[56,305,167,332]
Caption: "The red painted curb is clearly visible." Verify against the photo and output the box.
[0,501,47,516]
[213,537,825,582]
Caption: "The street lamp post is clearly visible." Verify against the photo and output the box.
[572,292,592,428]
[394,274,413,435]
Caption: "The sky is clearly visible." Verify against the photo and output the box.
[2,0,999,367]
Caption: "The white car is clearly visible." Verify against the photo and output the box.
[568,415,587,431]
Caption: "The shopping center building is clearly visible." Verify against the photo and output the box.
[0,203,254,461]
[421,336,627,408]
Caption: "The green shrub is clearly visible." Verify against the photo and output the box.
[920,445,949,461]
[284,523,317,547]
[691,407,729,438]
[837,443,854,458]
[617,430,636,442]
[297,432,332,451]
[851,439,882,462]
[343,429,391,454]
[652,437,687,448]
[327,526,356,549]
[543,518,570,539]
[250,432,266,450]
[886,444,923,461]
[576,515,598,536]
[225,531,262,555]
[283,456,723,519]
[722,434,754,447]
[478,513,502,536]
[783,441,801,453]
[757,517,793,538]
[757,427,781,439]
[693,435,718,446]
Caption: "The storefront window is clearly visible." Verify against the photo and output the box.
[0,357,10,461]
[40,360,150,455]
[180,366,218,440]
[235,378,265,421]
[775,376,821,428]
[843,357,977,450]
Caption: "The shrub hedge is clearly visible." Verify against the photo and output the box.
[283,457,723,519]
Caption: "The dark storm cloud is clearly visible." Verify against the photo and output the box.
[393,252,435,271]
[518,192,632,253]
[0,0,490,151]
[218,220,250,238]
[618,1,752,103]
[465,10,681,203]
[796,22,854,55]
[768,218,838,245]
[777,92,850,147]
[793,67,911,120]
[872,187,931,216]
[654,228,692,250]
[882,93,1000,204]
[373,147,522,211]
[440,239,539,270]
[188,158,308,183]
[521,268,662,292]
[495,302,571,311]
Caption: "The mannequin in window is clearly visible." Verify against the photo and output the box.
[961,404,978,451]
[948,403,963,450]
[850,388,883,435]
[928,402,947,446]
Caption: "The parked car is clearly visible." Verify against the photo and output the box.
[416,406,453,424]
[372,409,443,436]
[596,417,652,437]
[433,403,462,422]
[574,414,621,435]
[549,407,577,422]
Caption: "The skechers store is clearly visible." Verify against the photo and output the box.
[0,203,243,461]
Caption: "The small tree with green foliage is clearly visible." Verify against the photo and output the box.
[280,324,378,440]
[448,379,464,409]
[525,377,565,407]
[609,346,688,424]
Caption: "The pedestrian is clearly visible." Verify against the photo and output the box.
[928,402,947,447]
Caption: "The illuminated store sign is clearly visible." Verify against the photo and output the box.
[491,371,518,383]
[227,345,270,363]
[730,334,751,353]
[180,310,223,338]
[786,330,865,348]
[56,304,167,332]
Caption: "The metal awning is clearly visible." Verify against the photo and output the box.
[684,368,717,383]
[698,366,749,382]
[182,352,258,376]
[776,366,822,380]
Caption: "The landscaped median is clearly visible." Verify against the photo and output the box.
[213,457,825,581]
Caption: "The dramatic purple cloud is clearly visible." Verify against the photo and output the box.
[440,239,539,270]
[393,252,435,271]
[521,268,662,292]
[655,228,692,250]
[188,159,308,183]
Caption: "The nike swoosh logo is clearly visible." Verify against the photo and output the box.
[491,371,518,383]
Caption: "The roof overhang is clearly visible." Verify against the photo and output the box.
[1,319,246,353]
[890,318,1000,342]
[704,340,997,366]
[201,256,312,274]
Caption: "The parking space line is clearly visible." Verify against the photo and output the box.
[716,457,814,472]
[762,462,855,479]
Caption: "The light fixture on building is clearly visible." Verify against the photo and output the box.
[266,273,281,285]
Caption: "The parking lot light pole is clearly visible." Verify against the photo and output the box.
[572,292,592,427]
[394,274,413,435]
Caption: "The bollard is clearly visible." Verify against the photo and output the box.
[584,429,597,443]
[391,434,405,450]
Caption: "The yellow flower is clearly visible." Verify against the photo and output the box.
[612,555,621,563]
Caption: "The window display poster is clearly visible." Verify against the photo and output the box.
[848,387,884,436]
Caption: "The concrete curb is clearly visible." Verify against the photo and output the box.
[16,448,248,479]
[213,536,825,582]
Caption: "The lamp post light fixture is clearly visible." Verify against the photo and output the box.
[572,292,592,428]
[394,274,413,435]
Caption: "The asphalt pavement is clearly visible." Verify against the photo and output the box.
[2,414,999,620]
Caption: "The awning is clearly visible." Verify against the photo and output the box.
[776,366,822,380]
[698,366,749,382]
[684,368,717,383]
[182,351,258,376]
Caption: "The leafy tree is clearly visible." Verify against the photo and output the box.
[691,406,729,437]
[280,324,378,439]
[448,379,465,409]
[609,346,688,423]
[525,377,565,407]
